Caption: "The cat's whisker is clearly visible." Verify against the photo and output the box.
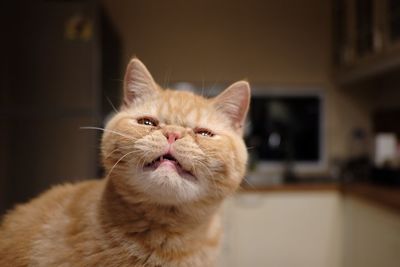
[136,152,151,168]
[106,151,137,179]
[104,145,137,159]
[80,126,135,140]
[192,159,219,194]
[201,77,205,97]
[106,146,142,159]
[207,79,219,98]
[128,149,153,169]
[198,157,229,194]
[163,68,172,89]
[241,176,256,189]
[242,120,251,128]
[134,145,154,159]
[111,78,124,82]
[106,96,119,113]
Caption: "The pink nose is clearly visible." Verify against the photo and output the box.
[165,132,181,144]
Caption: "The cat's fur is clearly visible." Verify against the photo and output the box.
[0,58,250,267]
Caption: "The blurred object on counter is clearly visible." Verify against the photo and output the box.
[341,128,372,183]
[374,133,398,168]
[371,133,400,186]
[370,108,400,186]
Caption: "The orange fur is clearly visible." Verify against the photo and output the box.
[0,58,250,267]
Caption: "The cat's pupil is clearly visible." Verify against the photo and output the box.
[197,129,213,137]
[138,118,157,126]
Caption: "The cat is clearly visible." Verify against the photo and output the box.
[0,58,250,267]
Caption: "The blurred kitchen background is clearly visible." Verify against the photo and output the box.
[1,0,400,266]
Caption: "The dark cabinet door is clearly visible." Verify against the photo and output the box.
[388,0,400,42]
[3,0,101,213]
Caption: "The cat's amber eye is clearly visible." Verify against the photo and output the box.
[195,128,214,137]
[137,117,158,127]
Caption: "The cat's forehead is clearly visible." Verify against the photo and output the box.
[161,90,209,112]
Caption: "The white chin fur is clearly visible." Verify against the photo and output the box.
[133,166,204,205]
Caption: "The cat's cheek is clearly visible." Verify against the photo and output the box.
[194,134,221,145]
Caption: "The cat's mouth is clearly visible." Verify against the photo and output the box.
[144,153,196,180]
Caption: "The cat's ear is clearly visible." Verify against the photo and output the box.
[213,81,251,134]
[122,58,159,108]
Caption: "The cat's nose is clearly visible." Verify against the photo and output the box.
[164,131,181,144]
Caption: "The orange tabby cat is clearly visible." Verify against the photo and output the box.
[0,58,250,267]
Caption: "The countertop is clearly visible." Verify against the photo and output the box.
[341,183,400,213]
[240,181,400,213]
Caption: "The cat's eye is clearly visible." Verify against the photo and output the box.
[137,117,158,127]
[195,128,214,137]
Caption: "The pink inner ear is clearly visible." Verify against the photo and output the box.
[213,81,250,132]
[122,58,158,108]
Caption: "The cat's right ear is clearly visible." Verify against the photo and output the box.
[122,58,159,108]
[213,81,251,135]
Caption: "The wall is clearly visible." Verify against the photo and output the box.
[220,191,343,267]
[102,0,371,170]
[103,0,330,84]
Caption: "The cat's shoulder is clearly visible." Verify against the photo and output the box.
[0,180,104,266]
[0,179,104,228]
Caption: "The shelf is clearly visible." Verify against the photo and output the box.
[239,182,338,193]
[335,47,400,85]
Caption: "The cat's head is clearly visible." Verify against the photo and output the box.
[101,58,250,206]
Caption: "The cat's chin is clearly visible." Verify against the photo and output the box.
[130,161,203,205]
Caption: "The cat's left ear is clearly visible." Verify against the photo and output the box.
[122,58,159,108]
[213,81,251,134]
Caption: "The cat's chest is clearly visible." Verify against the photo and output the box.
[59,227,214,267]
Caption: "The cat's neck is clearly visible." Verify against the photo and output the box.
[99,178,220,239]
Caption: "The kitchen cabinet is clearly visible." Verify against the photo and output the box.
[342,196,400,267]
[333,0,400,84]
[1,0,121,215]
[219,184,400,267]
[219,190,342,267]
